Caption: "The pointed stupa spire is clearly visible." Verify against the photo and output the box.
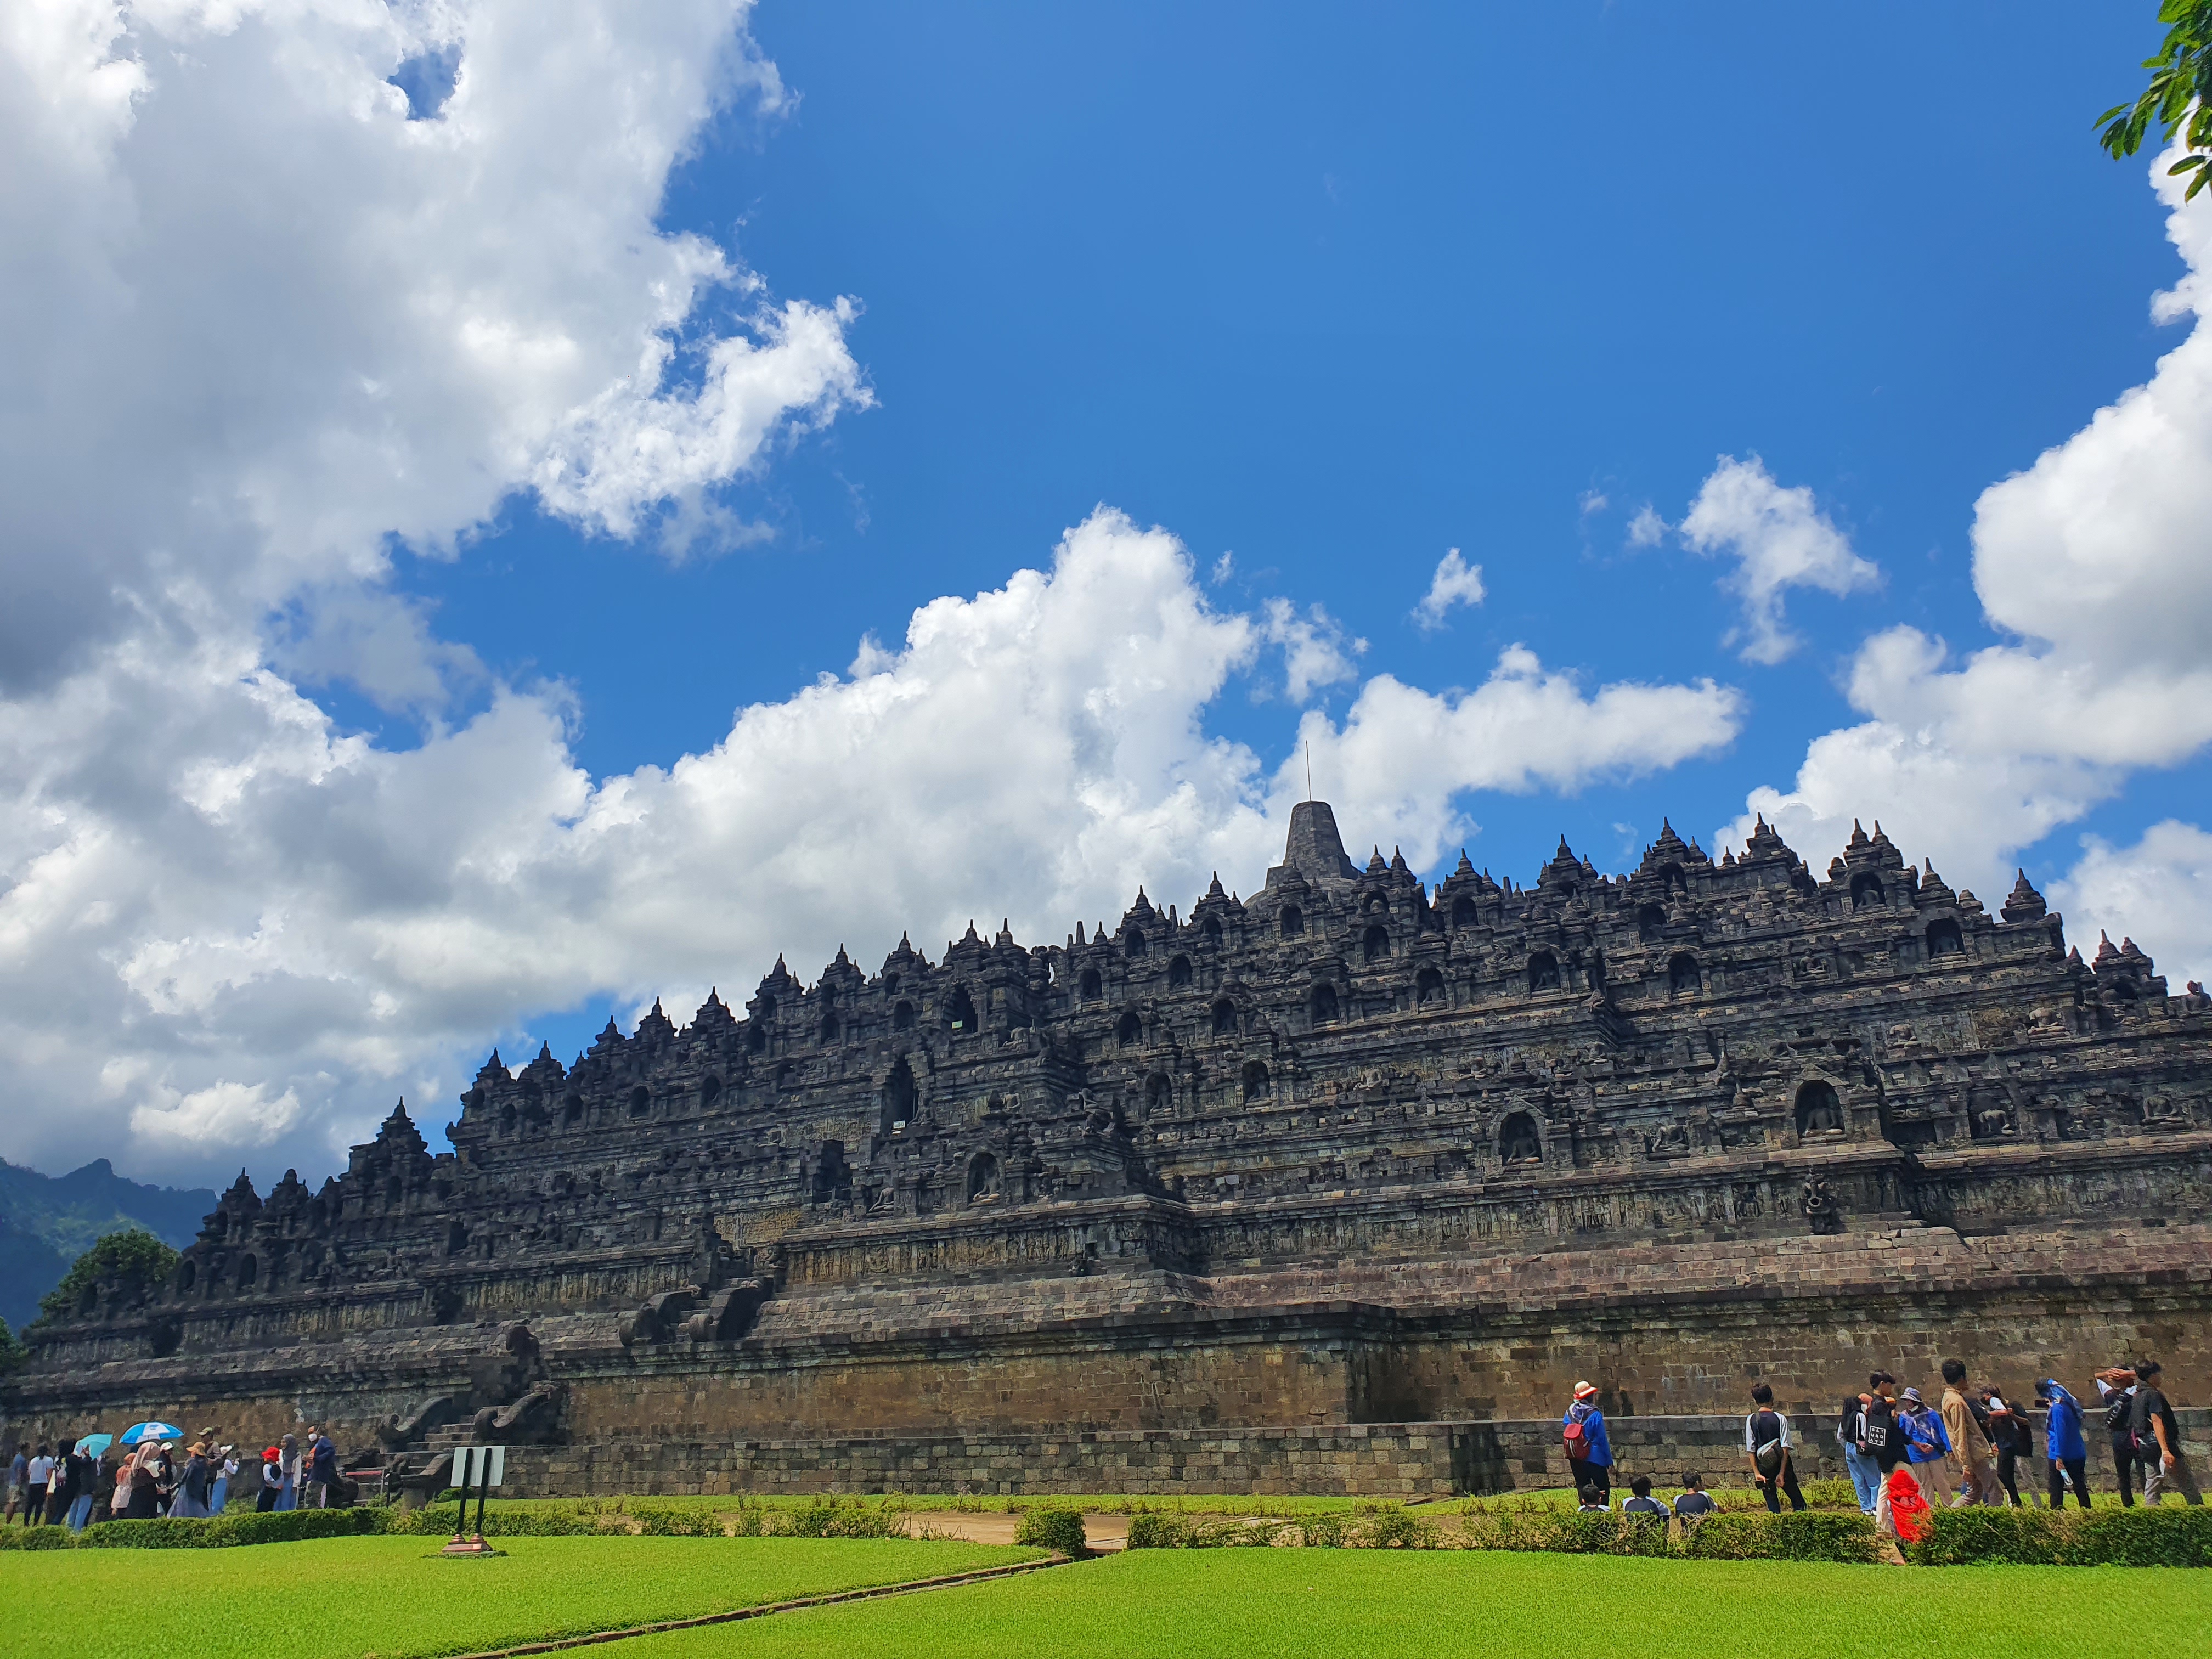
[2002,868,2047,923]
[1206,870,1226,898]
[1455,848,1473,874]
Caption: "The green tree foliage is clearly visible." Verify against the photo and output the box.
[33,1229,179,1326]
[2098,2,2212,200]
[0,1315,28,1374]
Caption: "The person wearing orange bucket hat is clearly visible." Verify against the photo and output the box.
[1562,1380,1613,1506]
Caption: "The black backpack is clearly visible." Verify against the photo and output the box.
[2104,1391,2134,1433]
[1966,1396,1994,1442]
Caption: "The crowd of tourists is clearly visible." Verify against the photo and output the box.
[4,1425,342,1531]
[1559,1358,2200,1539]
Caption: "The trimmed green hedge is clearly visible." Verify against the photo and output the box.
[1912,1506,2212,1567]
[1676,1511,1881,1564]
[1012,1506,1087,1556]
[1456,1509,1877,1562]
[66,1509,382,1550]
[4,1525,78,1550]
[1487,1510,1674,1557]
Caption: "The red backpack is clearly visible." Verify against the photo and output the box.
[1563,1407,1595,1463]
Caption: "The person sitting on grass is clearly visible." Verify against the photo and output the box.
[1575,1483,1610,1513]
[1672,1472,1716,1520]
[1621,1475,1667,1524]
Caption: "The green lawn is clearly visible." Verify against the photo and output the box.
[0,1534,1038,1659]
[596,1547,2212,1659]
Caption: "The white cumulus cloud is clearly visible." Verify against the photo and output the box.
[0,0,865,694]
[1259,599,1366,701]
[1679,455,1880,665]
[1411,548,1486,631]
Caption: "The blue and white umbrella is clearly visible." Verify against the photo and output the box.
[118,1421,182,1447]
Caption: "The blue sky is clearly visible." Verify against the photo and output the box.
[6,1,2209,1182]
[407,3,2178,828]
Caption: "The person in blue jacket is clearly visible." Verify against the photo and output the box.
[1562,1380,1613,1505]
[1898,1387,1951,1474]
[2038,1379,2091,1508]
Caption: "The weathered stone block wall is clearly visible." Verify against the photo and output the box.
[568,1329,1357,1442]
[489,1410,2210,1499]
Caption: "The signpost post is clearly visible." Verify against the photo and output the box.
[439,1445,506,1556]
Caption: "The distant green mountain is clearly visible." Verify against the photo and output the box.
[0,1159,216,1329]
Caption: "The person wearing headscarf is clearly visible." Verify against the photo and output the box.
[256,1447,283,1512]
[125,1449,160,1519]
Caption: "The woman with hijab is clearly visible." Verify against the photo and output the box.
[125,1449,160,1519]
[274,1434,299,1511]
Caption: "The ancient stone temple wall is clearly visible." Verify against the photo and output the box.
[8,803,2209,1494]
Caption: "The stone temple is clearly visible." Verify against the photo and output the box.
[10,803,2210,1495]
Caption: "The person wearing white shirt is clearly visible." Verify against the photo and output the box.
[22,1447,54,1526]
[1745,1384,1807,1513]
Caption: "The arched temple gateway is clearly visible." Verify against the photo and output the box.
[10,803,2211,1495]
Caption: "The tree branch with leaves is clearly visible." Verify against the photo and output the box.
[2099,2,2212,199]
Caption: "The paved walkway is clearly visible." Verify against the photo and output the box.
[901,1510,1130,1550]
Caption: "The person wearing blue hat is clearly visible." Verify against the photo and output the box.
[2037,1378,2090,1508]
